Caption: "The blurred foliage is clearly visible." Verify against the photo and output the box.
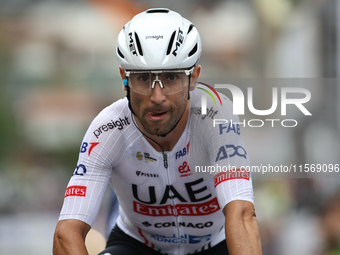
[0,32,18,163]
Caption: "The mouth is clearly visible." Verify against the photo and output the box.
[147,111,168,121]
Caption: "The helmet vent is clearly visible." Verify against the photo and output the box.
[166,31,176,55]
[117,47,125,59]
[188,43,198,57]
[134,32,143,56]
[146,8,169,14]
[187,24,194,34]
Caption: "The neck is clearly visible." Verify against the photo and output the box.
[134,100,190,152]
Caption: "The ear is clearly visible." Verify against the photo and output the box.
[119,67,128,91]
[189,65,201,91]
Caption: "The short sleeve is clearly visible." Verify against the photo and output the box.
[189,87,254,211]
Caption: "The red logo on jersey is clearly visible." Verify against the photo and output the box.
[80,142,100,156]
[214,169,250,187]
[133,197,220,217]
[178,161,192,177]
[65,186,87,198]
[88,142,99,156]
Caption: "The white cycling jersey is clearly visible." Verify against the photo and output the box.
[59,85,254,255]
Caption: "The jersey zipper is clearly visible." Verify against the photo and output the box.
[162,152,181,255]
[163,152,168,169]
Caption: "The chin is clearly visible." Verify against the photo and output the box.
[151,129,168,136]
[146,126,171,136]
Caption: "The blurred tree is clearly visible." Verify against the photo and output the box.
[0,34,17,164]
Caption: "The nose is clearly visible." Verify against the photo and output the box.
[150,81,166,104]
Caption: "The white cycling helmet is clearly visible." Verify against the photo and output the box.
[116,8,202,70]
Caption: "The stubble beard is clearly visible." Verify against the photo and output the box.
[138,100,188,136]
[140,104,185,136]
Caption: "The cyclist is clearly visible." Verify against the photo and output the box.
[53,8,262,255]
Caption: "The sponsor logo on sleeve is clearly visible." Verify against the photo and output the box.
[219,123,240,135]
[93,116,130,139]
[72,164,87,176]
[80,142,99,156]
[65,185,87,198]
[214,169,250,187]
[191,106,218,119]
[215,144,247,162]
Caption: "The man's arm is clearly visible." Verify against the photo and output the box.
[53,219,91,255]
[224,200,262,255]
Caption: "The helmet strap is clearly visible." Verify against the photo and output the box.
[188,74,191,100]
[125,79,137,117]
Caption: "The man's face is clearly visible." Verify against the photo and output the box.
[120,66,201,136]
[130,78,189,136]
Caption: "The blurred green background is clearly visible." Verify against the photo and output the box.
[0,0,339,254]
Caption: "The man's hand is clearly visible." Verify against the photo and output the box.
[53,219,91,255]
[224,200,262,255]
